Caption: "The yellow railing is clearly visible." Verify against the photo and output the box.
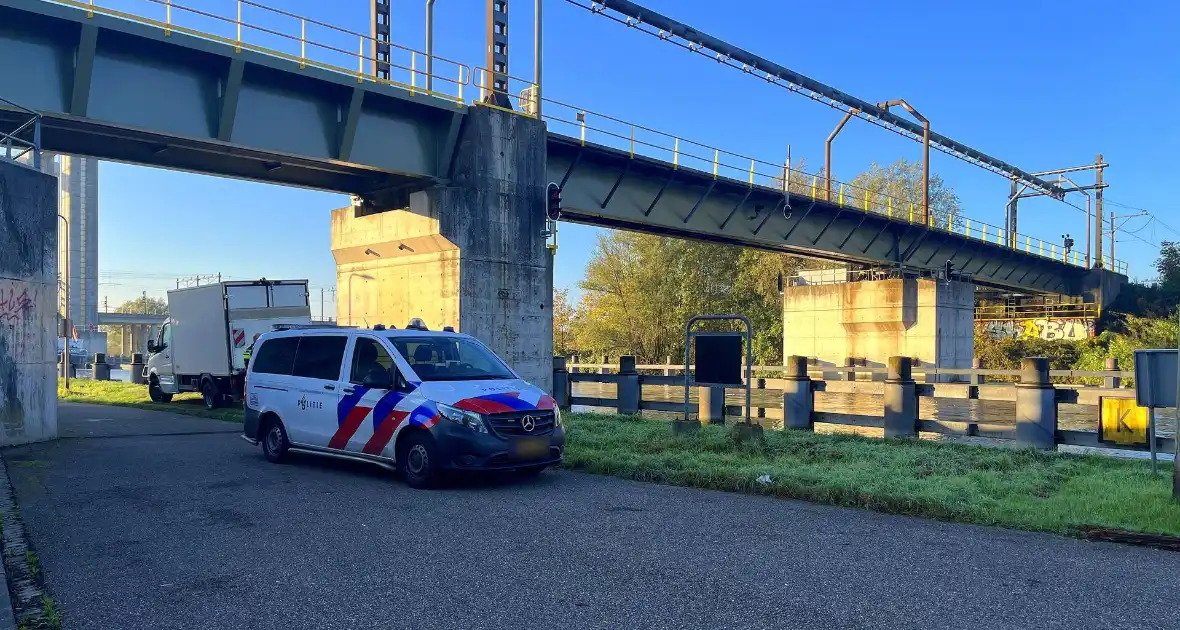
[974,302,1099,322]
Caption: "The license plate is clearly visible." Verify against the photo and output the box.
[512,437,549,460]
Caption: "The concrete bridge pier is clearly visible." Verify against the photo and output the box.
[332,107,553,391]
[782,277,975,382]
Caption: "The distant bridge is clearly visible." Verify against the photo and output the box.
[96,312,165,326]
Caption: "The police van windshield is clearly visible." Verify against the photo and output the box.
[386,335,516,382]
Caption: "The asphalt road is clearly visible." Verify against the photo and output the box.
[5,404,1180,630]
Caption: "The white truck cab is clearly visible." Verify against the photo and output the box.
[241,320,564,488]
[145,279,311,409]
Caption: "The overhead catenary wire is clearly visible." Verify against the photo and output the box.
[562,0,1064,198]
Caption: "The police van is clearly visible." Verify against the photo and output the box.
[241,320,564,488]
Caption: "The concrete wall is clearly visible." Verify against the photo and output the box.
[332,107,553,391]
[0,159,58,445]
[783,278,973,379]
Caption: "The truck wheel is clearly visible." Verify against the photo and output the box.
[202,381,222,410]
[398,432,440,489]
[262,418,290,463]
[148,378,172,403]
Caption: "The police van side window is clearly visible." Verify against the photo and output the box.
[291,336,347,381]
[251,338,299,375]
[350,338,395,385]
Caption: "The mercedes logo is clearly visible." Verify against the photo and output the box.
[520,415,537,432]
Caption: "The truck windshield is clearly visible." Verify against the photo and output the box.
[386,335,515,382]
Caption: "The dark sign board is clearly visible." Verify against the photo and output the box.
[694,334,743,386]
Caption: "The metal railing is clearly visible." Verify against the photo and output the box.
[53,0,474,104]
[553,357,1170,456]
[974,302,1099,322]
[0,96,42,169]
[540,98,1131,275]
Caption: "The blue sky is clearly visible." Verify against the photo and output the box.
[95,0,1180,316]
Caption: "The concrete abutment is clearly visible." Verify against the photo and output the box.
[0,159,58,445]
[332,107,553,391]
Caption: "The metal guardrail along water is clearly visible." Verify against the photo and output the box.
[552,356,1171,456]
[0,96,42,168]
[34,0,1129,276]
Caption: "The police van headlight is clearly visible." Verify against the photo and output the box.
[437,403,488,433]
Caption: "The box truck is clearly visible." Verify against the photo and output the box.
[144,279,312,408]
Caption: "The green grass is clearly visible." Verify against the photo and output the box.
[561,413,1180,538]
[57,379,243,423]
[56,383,1180,538]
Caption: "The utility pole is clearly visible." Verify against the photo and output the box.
[1109,211,1148,273]
[1094,153,1104,268]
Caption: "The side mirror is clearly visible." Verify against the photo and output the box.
[361,370,394,390]
[147,341,158,354]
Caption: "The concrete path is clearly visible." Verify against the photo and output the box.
[4,403,1180,629]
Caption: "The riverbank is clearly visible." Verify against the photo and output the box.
[57,380,1180,540]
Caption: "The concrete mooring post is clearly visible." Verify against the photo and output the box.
[782,355,814,431]
[93,353,110,381]
[552,356,570,411]
[883,356,918,438]
[698,385,725,425]
[129,353,145,385]
[970,357,984,386]
[1104,357,1121,389]
[1015,357,1057,449]
[616,355,640,415]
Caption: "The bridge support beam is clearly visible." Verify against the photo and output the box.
[332,106,553,391]
[782,277,974,383]
[0,159,59,445]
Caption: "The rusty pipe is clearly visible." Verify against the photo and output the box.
[879,99,930,224]
[824,109,856,202]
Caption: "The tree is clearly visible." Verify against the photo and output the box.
[116,296,167,315]
[552,288,577,356]
[848,158,961,227]
[1156,241,1180,294]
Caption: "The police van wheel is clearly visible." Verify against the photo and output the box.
[398,432,438,489]
[202,381,222,410]
[262,419,290,463]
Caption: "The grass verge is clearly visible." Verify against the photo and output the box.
[57,379,243,423]
[562,413,1180,539]
[56,383,1180,539]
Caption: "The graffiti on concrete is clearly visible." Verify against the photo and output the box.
[977,318,1096,341]
[0,283,37,323]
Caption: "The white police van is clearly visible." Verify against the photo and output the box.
[241,320,564,488]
